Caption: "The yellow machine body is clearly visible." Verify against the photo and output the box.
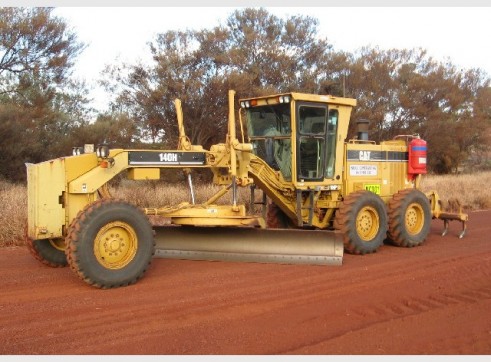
[27,154,99,241]
[344,139,411,201]
[26,90,467,288]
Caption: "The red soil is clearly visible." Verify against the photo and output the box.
[1,211,490,354]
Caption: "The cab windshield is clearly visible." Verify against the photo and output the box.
[245,103,292,180]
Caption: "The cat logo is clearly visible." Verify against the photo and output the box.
[359,151,371,161]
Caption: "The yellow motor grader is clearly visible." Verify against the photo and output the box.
[26,90,468,288]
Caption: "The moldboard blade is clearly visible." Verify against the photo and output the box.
[153,226,343,266]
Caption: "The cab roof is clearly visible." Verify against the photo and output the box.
[239,92,357,107]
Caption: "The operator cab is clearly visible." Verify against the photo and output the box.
[241,93,343,184]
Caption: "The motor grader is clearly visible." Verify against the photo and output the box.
[26,90,468,288]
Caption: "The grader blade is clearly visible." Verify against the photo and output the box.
[154,226,343,266]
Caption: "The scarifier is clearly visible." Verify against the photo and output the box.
[26,90,468,288]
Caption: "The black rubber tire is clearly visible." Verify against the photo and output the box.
[388,188,431,247]
[65,199,155,289]
[266,202,291,229]
[334,190,388,255]
[26,237,68,268]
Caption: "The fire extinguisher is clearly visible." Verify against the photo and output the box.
[408,137,427,178]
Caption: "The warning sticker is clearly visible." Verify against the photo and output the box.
[349,165,378,176]
[365,184,381,195]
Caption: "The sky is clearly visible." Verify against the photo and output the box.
[51,6,491,112]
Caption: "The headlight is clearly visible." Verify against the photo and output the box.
[96,145,109,158]
[240,101,251,108]
[72,147,83,156]
[278,95,291,104]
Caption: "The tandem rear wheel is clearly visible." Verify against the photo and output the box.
[334,190,388,255]
[387,188,431,247]
[65,199,155,289]
[335,188,432,255]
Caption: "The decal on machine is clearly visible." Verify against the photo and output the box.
[159,153,178,163]
[128,151,206,166]
[347,150,408,162]
[364,184,381,195]
[349,165,378,176]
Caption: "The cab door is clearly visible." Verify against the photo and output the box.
[296,103,328,182]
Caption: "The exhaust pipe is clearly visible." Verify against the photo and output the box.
[357,119,370,141]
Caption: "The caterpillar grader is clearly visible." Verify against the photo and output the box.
[26,90,468,288]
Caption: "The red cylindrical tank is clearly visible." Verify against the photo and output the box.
[408,138,427,176]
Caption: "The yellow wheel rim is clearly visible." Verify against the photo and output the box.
[356,206,380,241]
[94,222,138,269]
[49,239,65,252]
[405,202,425,235]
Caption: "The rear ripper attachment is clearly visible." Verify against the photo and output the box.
[427,191,468,238]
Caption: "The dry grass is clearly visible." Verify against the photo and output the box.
[110,180,251,208]
[420,171,491,211]
[2,171,491,247]
[0,180,27,247]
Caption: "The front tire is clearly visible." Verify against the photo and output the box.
[334,190,388,255]
[65,199,155,288]
[26,237,68,267]
[388,189,431,247]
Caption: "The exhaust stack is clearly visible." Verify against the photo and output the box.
[357,119,370,141]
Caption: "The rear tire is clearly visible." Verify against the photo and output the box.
[388,189,431,247]
[26,237,68,267]
[334,190,387,255]
[65,199,155,288]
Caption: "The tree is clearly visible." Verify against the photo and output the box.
[77,112,139,148]
[223,8,332,93]
[0,7,84,97]
[101,7,490,174]
[0,7,89,181]
[103,8,334,149]
[339,47,490,173]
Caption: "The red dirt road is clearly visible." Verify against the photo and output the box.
[1,211,490,355]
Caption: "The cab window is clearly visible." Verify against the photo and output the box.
[297,105,327,180]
